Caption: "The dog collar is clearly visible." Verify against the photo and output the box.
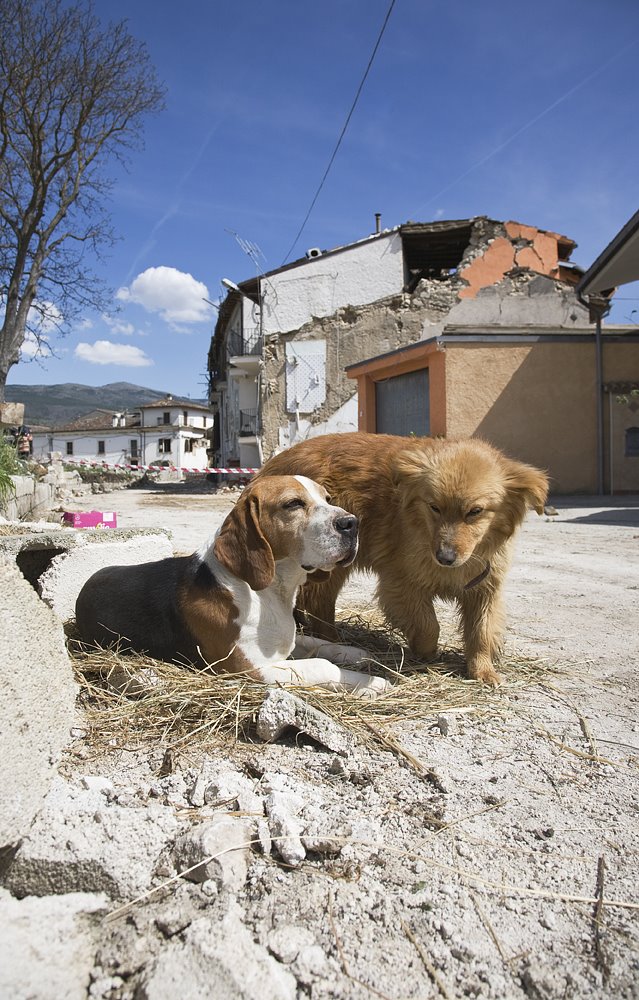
[464,561,491,590]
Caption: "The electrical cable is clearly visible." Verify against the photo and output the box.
[281,0,397,266]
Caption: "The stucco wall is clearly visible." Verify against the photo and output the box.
[445,342,599,493]
[603,341,639,493]
[261,232,404,337]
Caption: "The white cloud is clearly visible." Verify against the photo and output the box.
[116,266,211,328]
[20,331,50,359]
[30,299,63,334]
[74,340,154,367]
[102,313,136,336]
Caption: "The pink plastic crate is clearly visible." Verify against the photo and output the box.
[62,510,117,529]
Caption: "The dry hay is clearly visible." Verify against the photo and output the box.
[65,608,557,762]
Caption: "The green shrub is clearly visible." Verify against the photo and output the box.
[0,437,20,504]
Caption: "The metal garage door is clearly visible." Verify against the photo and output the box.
[375,368,430,437]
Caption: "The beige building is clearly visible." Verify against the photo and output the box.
[346,328,639,494]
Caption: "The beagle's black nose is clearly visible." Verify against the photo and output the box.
[334,514,358,535]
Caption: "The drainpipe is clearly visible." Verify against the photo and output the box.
[579,293,609,496]
[594,306,604,495]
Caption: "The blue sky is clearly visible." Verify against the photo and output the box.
[11,0,639,397]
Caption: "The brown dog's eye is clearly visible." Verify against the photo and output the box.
[467,507,483,518]
[429,504,441,514]
[282,498,306,510]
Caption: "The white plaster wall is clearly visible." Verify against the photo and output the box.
[278,393,358,450]
[233,373,259,411]
[141,406,212,429]
[50,432,133,466]
[31,429,208,471]
[261,232,403,336]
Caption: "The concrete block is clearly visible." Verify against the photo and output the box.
[0,554,77,851]
[3,777,179,900]
[1,475,55,520]
[37,531,173,621]
[0,888,106,1000]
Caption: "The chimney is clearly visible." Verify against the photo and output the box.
[374,213,381,234]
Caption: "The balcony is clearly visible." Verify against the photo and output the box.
[228,326,262,373]
[230,326,262,356]
[239,408,258,438]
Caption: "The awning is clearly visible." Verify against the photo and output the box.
[577,208,639,296]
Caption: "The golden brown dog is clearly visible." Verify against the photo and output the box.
[255,433,548,685]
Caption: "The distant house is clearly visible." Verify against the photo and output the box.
[207,215,639,493]
[31,395,215,475]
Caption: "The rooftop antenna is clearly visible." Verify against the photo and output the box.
[225,229,266,272]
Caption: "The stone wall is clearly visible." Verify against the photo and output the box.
[1,475,55,521]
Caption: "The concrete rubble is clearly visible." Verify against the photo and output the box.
[256,688,354,754]
[0,492,638,998]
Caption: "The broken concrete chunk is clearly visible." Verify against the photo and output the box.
[267,923,315,964]
[188,764,255,809]
[437,712,458,736]
[138,904,296,1000]
[264,791,306,867]
[172,816,253,890]
[255,689,353,755]
[0,888,106,1000]
[2,777,178,900]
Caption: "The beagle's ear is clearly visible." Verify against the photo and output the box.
[213,492,275,591]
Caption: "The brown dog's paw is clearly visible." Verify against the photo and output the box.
[468,661,502,686]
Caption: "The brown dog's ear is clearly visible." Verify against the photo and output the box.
[503,459,549,516]
[213,493,275,591]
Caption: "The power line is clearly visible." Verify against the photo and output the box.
[281,0,397,266]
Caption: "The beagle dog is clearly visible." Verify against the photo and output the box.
[75,475,388,695]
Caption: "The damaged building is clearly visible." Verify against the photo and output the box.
[207,216,639,492]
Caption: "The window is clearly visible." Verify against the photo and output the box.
[183,409,189,425]
[97,440,105,455]
[184,438,194,453]
[163,411,171,425]
[626,427,639,457]
[130,439,139,459]
[158,438,172,454]
[66,441,73,455]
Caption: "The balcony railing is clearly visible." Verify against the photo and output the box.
[239,408,258,437]
[227,326,262,358]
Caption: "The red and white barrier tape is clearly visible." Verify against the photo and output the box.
[64,460,259,475]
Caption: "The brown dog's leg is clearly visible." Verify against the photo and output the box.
[298,565,351,642]
[377,581,441,660]
[459,586,505,686]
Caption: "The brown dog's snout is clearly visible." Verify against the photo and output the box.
[436,543,457,566]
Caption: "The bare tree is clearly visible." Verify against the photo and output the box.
[0,0,165,402]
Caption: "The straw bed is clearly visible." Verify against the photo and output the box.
[66,608,556,760]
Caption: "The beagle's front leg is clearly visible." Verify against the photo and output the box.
[293,633,372,667]
[255,659,389,696]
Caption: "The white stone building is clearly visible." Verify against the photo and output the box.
[31,396,214,475]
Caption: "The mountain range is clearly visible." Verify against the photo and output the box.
[5,382,205,427]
